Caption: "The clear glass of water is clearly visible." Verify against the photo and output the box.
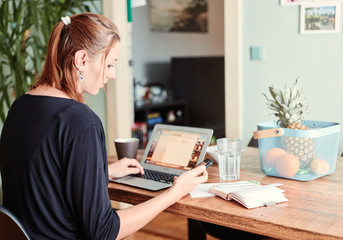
[217,138,242,180]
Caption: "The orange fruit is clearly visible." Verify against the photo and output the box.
[264,148,286,168]
[310,159,330,175]
[275,153,299,178]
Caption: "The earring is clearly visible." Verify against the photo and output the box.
[79,72,84,81]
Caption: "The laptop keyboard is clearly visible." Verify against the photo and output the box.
[134,169,177,184]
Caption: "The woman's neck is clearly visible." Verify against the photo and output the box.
[27,84,71,99]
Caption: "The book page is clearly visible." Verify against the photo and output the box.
[229,184,288,209]
[190,183,217,198]
[209,181,260,199]
[209,182,288,209]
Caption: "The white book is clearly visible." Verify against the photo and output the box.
[208,181,288,209]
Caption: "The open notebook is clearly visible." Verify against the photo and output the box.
[209,181,288,209]
[112,124,213,191]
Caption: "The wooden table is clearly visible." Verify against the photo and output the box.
[108,147,343,240]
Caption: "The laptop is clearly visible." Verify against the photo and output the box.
[112,124,213,191]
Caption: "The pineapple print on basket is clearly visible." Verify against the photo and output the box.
[263,79,316,171]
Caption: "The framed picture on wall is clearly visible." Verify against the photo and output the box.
[280,0,314,6]
[149,0,208,32]
[300,2,340,34]
[281,0,343,6]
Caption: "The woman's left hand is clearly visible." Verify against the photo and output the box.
[108,158,144,179]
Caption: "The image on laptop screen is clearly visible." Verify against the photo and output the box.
[145,129,207,170]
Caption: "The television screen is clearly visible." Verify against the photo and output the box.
[171,56,225,138]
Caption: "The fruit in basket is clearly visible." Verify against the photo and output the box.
[275,153,299,177]
[264,148,286,168]
[310,158,330,175]
[264,79,317,170]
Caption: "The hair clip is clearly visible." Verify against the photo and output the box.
[61,16,71,26]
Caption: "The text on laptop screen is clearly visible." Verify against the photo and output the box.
[145,129,207,170]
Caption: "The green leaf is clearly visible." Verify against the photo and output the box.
[0,0,97,123]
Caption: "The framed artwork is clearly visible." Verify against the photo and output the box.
[150,0,208,33]
[280,0,314,6]
[280,0,343,6]
[300,2,340,34]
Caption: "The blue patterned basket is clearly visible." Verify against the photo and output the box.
[254,120,340,181]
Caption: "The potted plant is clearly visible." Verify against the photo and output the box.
[0,0,97,123]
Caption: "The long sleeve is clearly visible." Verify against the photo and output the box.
[63,125,120,240]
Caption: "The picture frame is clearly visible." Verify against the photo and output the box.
[280,0,314,6]
[300,2,340,34]
[280,0,343,6]
[149,0,208,33]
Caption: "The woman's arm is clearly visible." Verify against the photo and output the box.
[115,165,208,240]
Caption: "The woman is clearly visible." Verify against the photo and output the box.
[0,13,207,239]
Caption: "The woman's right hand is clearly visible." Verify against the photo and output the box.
[115,164,207,240]
[169,165,208,201]
[108,158,144,180]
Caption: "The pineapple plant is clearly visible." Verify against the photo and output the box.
[263,79,317,170]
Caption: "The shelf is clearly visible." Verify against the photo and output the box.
[133,100,189,147]
[134,100,188,127]
[134,99,188,111]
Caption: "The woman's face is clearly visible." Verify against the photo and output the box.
[80,41,120,95]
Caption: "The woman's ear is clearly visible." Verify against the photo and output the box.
[74,50,87,72]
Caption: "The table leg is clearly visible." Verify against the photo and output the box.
[188,218,206,240]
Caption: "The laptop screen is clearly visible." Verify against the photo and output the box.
[144,129,207,170]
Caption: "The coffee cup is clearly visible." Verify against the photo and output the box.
[114,138,139,160]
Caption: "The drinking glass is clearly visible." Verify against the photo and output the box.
[217,138,242,180]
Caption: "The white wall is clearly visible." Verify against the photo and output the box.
[131,0,224,86]
[242,0,343,154]
[103,0,135,156]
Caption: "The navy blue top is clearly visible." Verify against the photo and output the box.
[0,94,120,239]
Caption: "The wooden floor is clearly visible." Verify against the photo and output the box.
[124,212,219,240]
